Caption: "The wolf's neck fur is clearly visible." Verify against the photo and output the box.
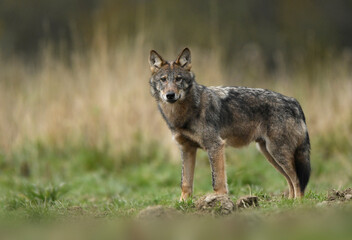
[158,83,202,130]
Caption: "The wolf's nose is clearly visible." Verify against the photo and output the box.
[166,92,176,100]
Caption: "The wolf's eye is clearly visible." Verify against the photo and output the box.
[175,76,182,82]
[160,76,167,82]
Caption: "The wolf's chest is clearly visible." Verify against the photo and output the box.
[158,103,194,129]
[173,128,204,149]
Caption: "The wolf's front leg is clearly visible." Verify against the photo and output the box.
[179,145,197,201]
[207,141,228,195]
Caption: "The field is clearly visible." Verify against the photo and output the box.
[0,38,352,239]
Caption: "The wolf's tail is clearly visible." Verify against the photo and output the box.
[294,132,311,193]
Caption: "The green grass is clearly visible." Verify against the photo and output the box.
[0,134,351,239]
[0,132,351,222]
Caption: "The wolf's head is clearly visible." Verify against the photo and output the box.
[149,48,195,103]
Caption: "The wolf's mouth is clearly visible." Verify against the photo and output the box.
[166,99,178,103]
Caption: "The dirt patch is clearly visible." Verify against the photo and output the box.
[327,188,352,202]
[317,188,352,207]
[195,194,235,215]
[236,195,259,209]
[137,205,179,220]
[137,194,260,219]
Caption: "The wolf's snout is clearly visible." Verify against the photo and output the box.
[166,92,176,100]
[165,92,178,103]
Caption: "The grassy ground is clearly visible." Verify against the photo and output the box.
[0,134,350,221]
[0,136,352,239]
[0,41,351,239]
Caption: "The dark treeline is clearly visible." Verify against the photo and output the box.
[0,0,351,65]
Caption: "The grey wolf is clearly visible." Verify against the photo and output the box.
[148,48,311,200]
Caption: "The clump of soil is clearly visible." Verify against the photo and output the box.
[317,188,352,207]
[236,196,259,209]
[327,188,352,202]
[195,194,236,215]
[137,205,179,220]
[137,194,260,219]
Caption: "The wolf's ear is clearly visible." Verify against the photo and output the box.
[175,48,191,70]
[149,50,166,73]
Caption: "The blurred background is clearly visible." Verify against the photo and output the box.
[1,0,352,59]
[0,0,351,219]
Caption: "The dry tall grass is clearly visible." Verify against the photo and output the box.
[0,36,351,157]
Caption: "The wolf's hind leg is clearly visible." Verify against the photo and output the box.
[256,141,294,198]
[265,142,302,198]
